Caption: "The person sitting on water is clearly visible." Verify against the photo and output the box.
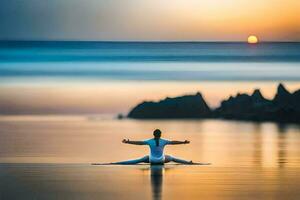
[112,129,194,165]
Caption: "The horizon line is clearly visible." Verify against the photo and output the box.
[0,40,300,43]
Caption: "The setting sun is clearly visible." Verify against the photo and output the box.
[248,35,259,44]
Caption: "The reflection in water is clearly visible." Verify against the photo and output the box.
[150,165,164,200]
[251,123,295,168]
[276,124,288,168]
[252,124,263,167]
[277,133,287,168]
[140,165,168,200]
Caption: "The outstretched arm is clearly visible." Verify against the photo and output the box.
[168,140,190,145]
[122,139,146,145]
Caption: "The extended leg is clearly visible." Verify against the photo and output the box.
[111,156,149,165]
[165,155,192,164]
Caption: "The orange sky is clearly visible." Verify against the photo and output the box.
[0,0,299,41]
[1,81,300,115]
[128,0,300,41]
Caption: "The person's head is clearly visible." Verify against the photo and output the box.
[153,129,161,139]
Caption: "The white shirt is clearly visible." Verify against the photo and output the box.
[143,138,170,163]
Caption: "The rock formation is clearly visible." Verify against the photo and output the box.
[127,84,300,123]
[213,89,272,121]
[128,93,211,119]
[214,84,300,122]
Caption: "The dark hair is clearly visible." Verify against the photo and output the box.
[153,129,161,146]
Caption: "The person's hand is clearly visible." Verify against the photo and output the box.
[184,140,190,144]
[122,139,129,144]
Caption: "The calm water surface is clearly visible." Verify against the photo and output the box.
[1,41,300,199]
[1,116,300,199]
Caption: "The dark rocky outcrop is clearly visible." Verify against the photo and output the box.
[269,84,300,122]
[213,89,272,121]
[127,84,300,123]
[273,83,300,110]
[214,84,300,123]
[128,93,211,119]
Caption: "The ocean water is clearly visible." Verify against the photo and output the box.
[1,42,300,115]
[1,41,300,63]
[0,41,300,82]
[1,116,300,165]
[0,116,300,200]
[1,42,300,199]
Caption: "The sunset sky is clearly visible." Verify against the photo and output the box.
[1,81,300,115]
[0,0,299,41]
